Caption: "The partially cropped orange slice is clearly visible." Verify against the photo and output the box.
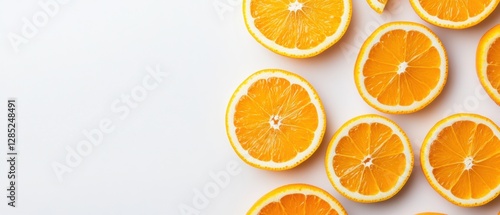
[477,24,500,106]
[355,21,448,114]
[325,114,414,202]
[247,184,347,215]
[226,69,326,170]
[367,0,388,13]
[421,113,500,207]
[410,0,500,29]
[243,0,352,58]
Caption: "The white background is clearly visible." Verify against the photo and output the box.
[0,0,499,214]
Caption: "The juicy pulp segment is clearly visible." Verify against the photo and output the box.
[429,121,500,199]
[333,122,406,195]
[417,0,494,22]
[250,0,344,50]
[487,37,500,94]
[363,29,441,106]
[234,77,318,163]
[258,193,339,215]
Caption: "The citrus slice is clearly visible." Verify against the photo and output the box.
[354,21,448,114]
[367,0,387,13]
[226,69,326,170]
[477,24,500,106]
[325,114,414,203]
[247,183,347,215]
[421,113,500,207]
[243,0,352,58]
[409,0,500,29]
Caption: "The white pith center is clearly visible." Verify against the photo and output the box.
[464,157,474,170]
[288,1,303,12]
[269,115,282,130]
[397,62,408,74]
[363,155,373,167]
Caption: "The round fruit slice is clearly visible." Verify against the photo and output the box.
[247,183,347,215]
[226,69,326,170]
[354,21,448,114]
[409,0,500,29]
[243,0,352,58]
[421,113,500,207]
[367,0,387,13]
[325,114,414,203]
[477,24,500,106]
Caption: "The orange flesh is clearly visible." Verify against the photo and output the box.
[418,0,493,21]
[333,123,406,195]
[250,0,344,49]
[429,121,500,199]
[487,37,500,94]
[259,193,339,215]
[363,29,441,106]
[234,77,318,163]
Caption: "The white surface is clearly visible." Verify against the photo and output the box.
[0,1,499,214]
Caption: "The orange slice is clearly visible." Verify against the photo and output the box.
[226,69,326,170]
[367,0,388,13]
[325,114,414,202]
[354,21,448,114]
[247,183,347,215]
[477,24,500,106]
[243,0,352,58]
[421,113,500,207]
[409,0,500,29]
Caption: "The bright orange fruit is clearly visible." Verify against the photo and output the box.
[247,184,347,215]
[367,0,388,13]
[355,21,448,114]
[226,69,326,170]
[243,0,352,58]
[410,0,500,29]
[477,24,500,106]
[325,114,414,202]
[421,113,500,206]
